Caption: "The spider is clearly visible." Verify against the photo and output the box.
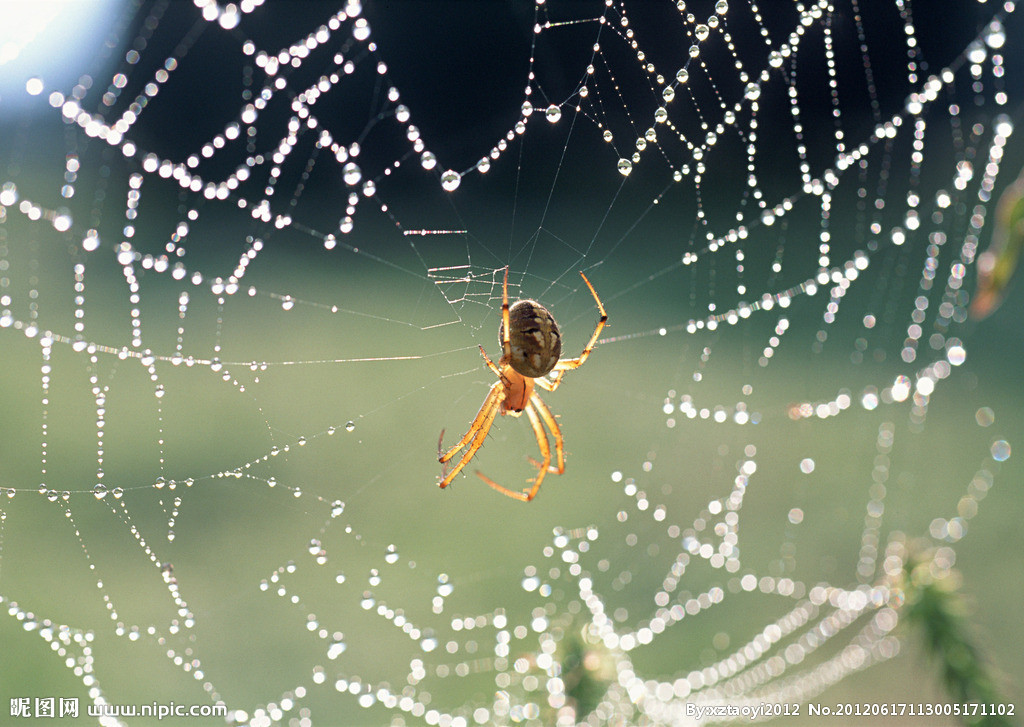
[438,266,607,501]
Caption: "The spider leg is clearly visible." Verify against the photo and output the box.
[477,401,551,502]
[501,266,512,360]
[526,392,564,475]
[438,384,503,488]
[547,271,607,390]
[477,345,505,381]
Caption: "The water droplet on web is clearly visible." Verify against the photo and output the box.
[545,104,561,123]
[521,100,533,117]
[93,484,108,499]
[420,151,436,170]
[384,544,399,564]
[745,82,761,101]
[602,129,613,142]
[655,107,667,123]
[420,636,437,652]
[360,593,375,609]
[477,157,490,173]
[617,158,633,177]
[991,440,1011,462]
[521,575,540,592]
[676,68,689,84]
[345,421,355,432]
[82,230,100,251]
[662,86,675,103]
[695,24,709,41]
[440,169,461,191]
[342,162,361,185]
[436,573,454,597]
[327,639,347,659]
[985,20,1006,49]
[715,0,729,13]
[331,500,345,517]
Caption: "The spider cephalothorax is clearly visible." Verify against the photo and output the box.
[438,267,606,501]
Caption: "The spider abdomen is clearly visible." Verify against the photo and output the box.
[502,299,562,377]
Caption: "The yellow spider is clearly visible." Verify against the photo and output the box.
[438,266,607,501]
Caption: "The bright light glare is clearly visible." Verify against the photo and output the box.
[0,0,125,104]
[0,1,64,66]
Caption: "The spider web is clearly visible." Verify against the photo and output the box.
[1,1,1022,725]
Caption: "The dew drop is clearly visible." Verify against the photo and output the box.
[521,575,540,592]
[420,151,436,170]
[384,544,399,564]
[676,68,689,84]
[545,104,561,123]
[342,162,361,185]
[617,158,633,177]
[420,636,437,652]
[437,575,454,597]
[331,500,345,517]
[327,639,347,659]
[93,484,108,499]
[991,440,1011,462]
[345,421,355,432]
[440,169,461,192]
[662,86,675,103]
[695,24,709,41]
